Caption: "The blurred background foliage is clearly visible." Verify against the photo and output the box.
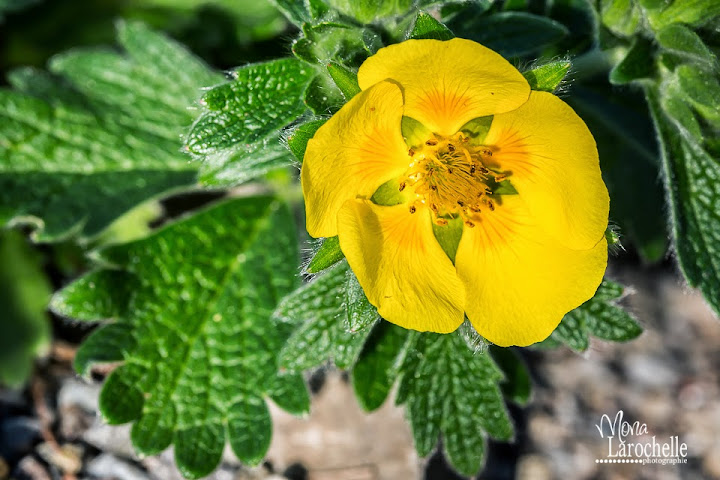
[1,0,720,478]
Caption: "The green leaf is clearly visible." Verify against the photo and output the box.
[551,280,641,351]
[0,21,219,241]
[397,332,512,476]
[55,196,308,478]
[568,85,668,262]
[327,62,361,100]
[609,36,656,85]
[600,0,640,37]
[73,323,136,378]
[656,24,718,70]
[344,268,379,332]
[646,84,720,318]
[187,58,314,156]
[324,0,413,23]
[268,0,314,26]
[449,11,569,58]
[352,322,409,411]
[408,11,454,41]
[306,235,345,273]
[676,65,720,126]
[276,262,374,371]
[522,60,571,92]
[0,230,51,388]
[51,269,134,321]
[185,58,315,186]
[196,137,294,187]
[648,0,720,30]
[489,346,531,406]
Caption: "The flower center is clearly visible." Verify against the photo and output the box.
[402,132,507,227]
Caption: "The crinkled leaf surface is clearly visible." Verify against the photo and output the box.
[51,196,309,479]
[0,21,222,241]
[275,261,374,371]
[186,58,314,186]
[646,84,720,318]
[397,332,513,477]
[552,280,642,351]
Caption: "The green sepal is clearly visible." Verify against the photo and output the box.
[432,216,464,264]
[522,60,571,92]
[327,62,362,100]
[409,11,454,41]
[306,236,344,273]
[371,178,410,206]
[459,116,493,144]
[402,116,432,148]
[286,119,326,163]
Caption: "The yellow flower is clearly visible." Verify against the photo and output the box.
[301,39,609,347]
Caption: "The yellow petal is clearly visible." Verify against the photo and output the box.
[357,38,530,136]
[301,80,410,238]
[337,200,465,333]
[456,196,607,347]
[483,91,609,250]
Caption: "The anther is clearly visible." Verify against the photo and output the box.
[470,165,476,174]
[425,139,438,146]
[399,182,406,192]
[447,168,453,174]
[457,200,465,207]
[430,185,438,191]
[447,144,455,152]
[481,148,493,157]
[464,220,475,228]
[408,148,415,156]
[487,200,495,211]
[409,205,416,214]
[435,218,448,226]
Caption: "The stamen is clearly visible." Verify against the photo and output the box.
[399,132,509,226]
